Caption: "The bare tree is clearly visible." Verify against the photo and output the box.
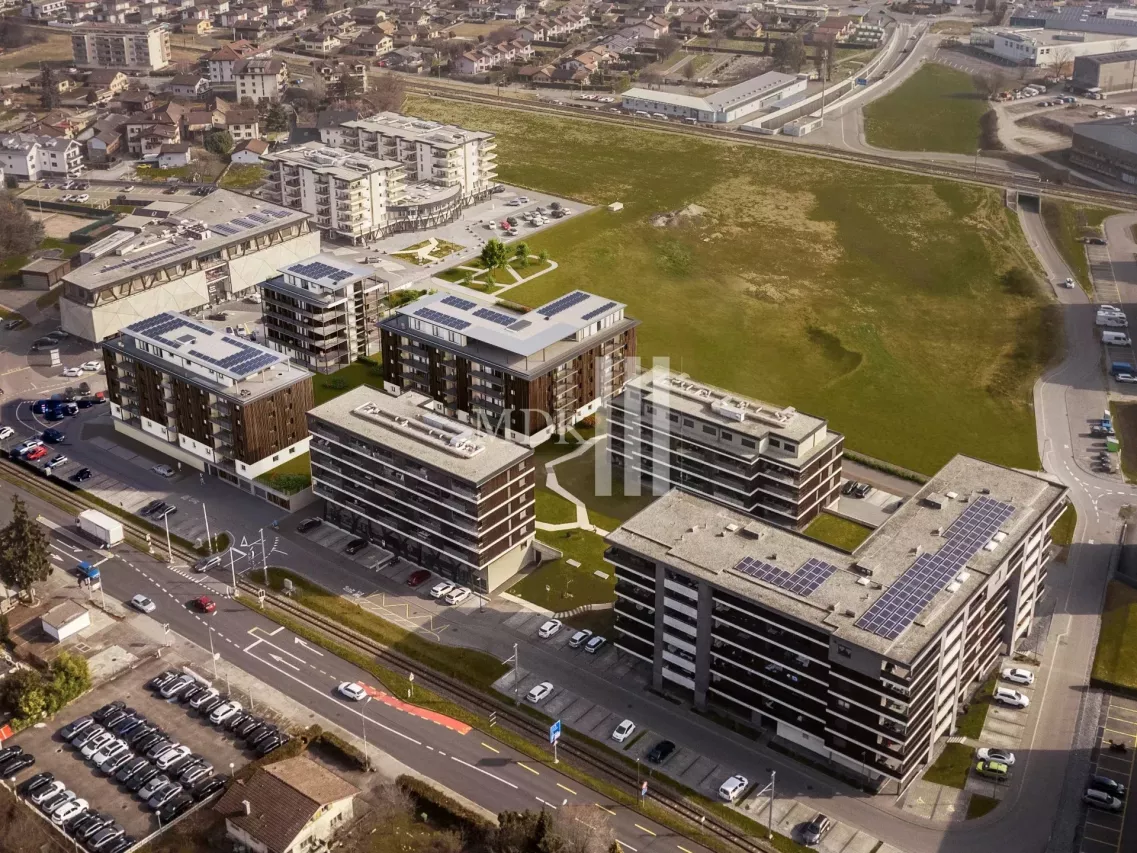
[364,72,406,112]
[656,33,680,58]
[488,26,517,43]
[638,70,661,88]
[550,806,616,853]
[1049,47,1074,79]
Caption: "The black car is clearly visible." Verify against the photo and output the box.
[115,715,146,736]
[126,765,160,793]
[92,701,125,723]
[841,480,857,496]
[140,501,166,518]
[853,482,872,499]
[1090,774,1127,799]
[105,837,136,853]
[0,744,23,764]
[246,725,278,747]
[192,774,229,801]
[147,670,178,690]
[133,732,164,753]
[74,813,112,840]
[0,752,35,776]
[18,771,53,796]
[157,792,194,823]
[646,739,676,764]
[224,711,252,732]
[88,824,125,850]
[256,734,289,757]
[235,717,263,738]
[297,517,322,533]
[102,709,131,729]
[198,696,224,716]
[344,537,368,555]
[65,810,99,835]
[128,724,157,746]
[115,757,150,784]
[179,684,204,704]
[71,468,93,482]
[165,754,200,776]
[60,717,94,741]
[42,428,65,443]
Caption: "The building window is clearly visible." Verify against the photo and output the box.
[701,425,715,435]
[272,454,279,461]
[722,431,732,441]
[741,438,755,449]
[769,438,782,449]
[683,418,694,427]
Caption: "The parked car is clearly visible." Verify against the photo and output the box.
[19,772,54,796]
[526,682,554,703]
[568,629,593,649]
[718,775,749,802]
[296,517,322,533]
[130,594,157,613]
[842,480,858,495]
[801,813,832,847]
[538,619,562,638]
[209,701,242,725]
[1001,667,1035,686]
[647,740,676,764]
[60,717,94,741]
[611,719,636,743]
[976,747,1016,766]
[406,569,431,587]
[126,765,160,793]
[0,752,35,776]
[1088,774,1127,799]
[584,635,607,654]
[160,675,195,699]
[1084,788,1123,811]
[975,759,1009,781]
[255,733,289,756]
[155,745,192,771]
[443,586,471,605]
[71,467,93,482]
[344,537,368,555]
[993,687,1030,709]
[429,581,454,599]
[191,774,229,801]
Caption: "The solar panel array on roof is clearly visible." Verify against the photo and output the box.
[473,307,515,326]
[289,261,355,283]
[441,295,477,311]
[131,244,194,270]
[211,223,239,236]
[733,555,839,597]
[266,209,291,219]
[232,218,257,229]
[415,307,470,331]
[247,212,271,224]
[188,335,281,377]
[127,314,213,348]
[581,300,617,321]
[537,291,590,317]
[854,497,1015,641]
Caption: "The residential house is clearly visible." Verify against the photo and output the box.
[350,5,386,25]
[497,0,525,21]
[677,11,712,33]
[217,9,249,27]
[117,88,156,112]
[0,133,84,179]
[171,74,210,97]
[23,0,67,20]
[124,102,184,156]
[158,142,192,167]
[234,19,267,40]
[516,21,544,41]
[518,63,553,82]
[298,31,341,55]
[320,14,359,40]
[452,39,532,74]
[732,16,763,38]
[231,137,268,163]
[630,15,671,39]
[810,15,855,44]
[220,107,260,141]
[315,108,361,147]
[85,126,125,164]
[205,40,263,84]
[383,45,427,71]
[181,18,212,34]
[645,0,672,15]
[396,6,429,28]
[352,30,394,57]
[86,68,129,93]
[314,59,369,92]
[234,57,287,102]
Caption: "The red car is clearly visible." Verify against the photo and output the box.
[26,446,48,461]
[193,596,216,613]
[406,569,431,588]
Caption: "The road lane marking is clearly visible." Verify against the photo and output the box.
[535,798,558,809]
[450,756,518,789]
[518,763,540,775]
[634,825,656,837]
[678,846,695,853]
[557,783,577,795]
[597,806,616,816]
[615,841,637,852]
[481,743,500,754]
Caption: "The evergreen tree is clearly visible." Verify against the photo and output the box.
[0,496,52,601]
[38,63,59,110]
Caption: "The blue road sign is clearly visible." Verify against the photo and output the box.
[549,720,562,744]
[856,77,868,86]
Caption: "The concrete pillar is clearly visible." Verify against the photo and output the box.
[693,581,713,711]
[651,561,666,693]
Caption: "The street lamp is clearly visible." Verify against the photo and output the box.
[163,510,173,563]
[203,503,212,554]
[208,626,219,683]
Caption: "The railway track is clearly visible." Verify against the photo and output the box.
[242,580,775,853]
[403,82,1137,210]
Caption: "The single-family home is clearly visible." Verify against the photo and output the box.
[170,74,210,97]
[219,107,260,141]
[496,0,525,21]
[230,137,269,163]
[351,31,394,57]
[86,69,130,94]
[629,15,671,40]
[677,12,712,34]
[158,142,192,168]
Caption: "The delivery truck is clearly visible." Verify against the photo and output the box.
[1102,331,1132,346]
[77,509,123,547]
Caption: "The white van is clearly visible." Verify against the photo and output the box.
[1098,312,1129,328]
[1103,331,1132,346]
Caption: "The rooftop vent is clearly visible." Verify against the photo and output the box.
[923,492,945,509]
[853,561,875,577]
[740,521,765,539]
[945,491,959,500]
[724,522,740,533]
[843,608,856,618]
[946,581,961,593]
[856,577,871,587]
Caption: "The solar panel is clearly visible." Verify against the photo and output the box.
[473,307,515,326]
[212,223,238,236]
[854,497,1015,641]
[733,555,838,597]
[581,300,617,321]
[266,209,291,219]
[537,291,590,317]
[441,295,477,311]
[247,212,271,224]
[232,218,257,229]
[414,307,470,331]
[290,261,346,281]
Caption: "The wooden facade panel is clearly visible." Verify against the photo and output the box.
[171,379,213,447]
[232,378,314,463]
[135,361,166,423]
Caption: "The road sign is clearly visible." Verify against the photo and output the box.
[549,719,561,744]
[856,77,868,86]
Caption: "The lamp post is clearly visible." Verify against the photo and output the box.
[163,510,173,563]
[208,626,219,683]
[203,504,212,554]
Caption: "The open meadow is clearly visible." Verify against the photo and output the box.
[863,63,990,155]
[408,95,1055,475]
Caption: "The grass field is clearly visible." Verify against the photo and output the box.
[509,528,614,612]
[406,95,1052,475]
[552,443,656,531]
[255,451,311,494]
[1050,504,1077,546]
[957,675,996,739]
[803,514,873,551]
[1091,581,1137,692]
[864,64,989,155]
[923,742,973,789]
[1111,401,1137,484]
[0,34,72,70]
[219,165,267,190]
[1041,201,1114,294]
[313,361,384,406]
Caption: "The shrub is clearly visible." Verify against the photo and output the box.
[314,730,369,770]
[397,775,494,841]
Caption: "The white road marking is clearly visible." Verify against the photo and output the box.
[450,756,518,789]
[535,797,558,809]
[294,637,324,656]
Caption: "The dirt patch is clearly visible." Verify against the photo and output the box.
[28,211,93,239]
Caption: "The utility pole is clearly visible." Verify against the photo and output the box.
[259,527,268,584]
[203,504,212,553]
[163,511,173,563]
[208,627,218,682]
[229,546,238,597]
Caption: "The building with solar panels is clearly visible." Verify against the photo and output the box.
[307,386,535,592]
[379,290,638,446]
[605,456,1067,792]
[608,367,844,529]
[60,189,319,342]
[260,254,390,373]
[102,312,315,507]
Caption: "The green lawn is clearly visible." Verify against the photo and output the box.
[957,675,996,739]
[1050,504,1076,546]
[219,164,267,190]
[923,742,973,789]
[509,528,614,612]
[1112,401,1137,484]
[1040,201,1115,294]
[864,63,989,155]
[803,514,873,551]
[313,361,384,406]
[255,451,311,494]
[1091,581,1137,692]
[535,486,578,524]
[551,443,656,529]
[406,95,1051,475]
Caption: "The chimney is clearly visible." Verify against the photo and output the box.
[242,799,251,816]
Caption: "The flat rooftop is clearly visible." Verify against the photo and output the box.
[281,253,377,290]
[342,112,494,148]
[383,290,636,375]
[309,386,531,484]
[607,456,1066,663]
[265,141,401,180]
[65,189,307,292]
[623,71,802,113]
[994,26,1137,45]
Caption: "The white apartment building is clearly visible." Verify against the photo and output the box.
[61,189,319,341]
[262,143,405,244]
[71,22,172,72]
[0,133,83,180]
[234,57,288,102]
[23,0,66,20]
[205,40,265,83]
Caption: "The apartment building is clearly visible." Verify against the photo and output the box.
[61,189,318,342]
[605,457,1067,792]
[0,133,83,180]
[71,22,171,72]
[379,290,638,446]
[234,57,287,102]
[260,253,389,373]
[262,142,403,244]
[308,386,536,592]
[102,311,314,506]
[205,39,264,83]
[608,368,844,529]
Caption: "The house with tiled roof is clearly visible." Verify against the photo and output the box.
[206,39,265,83]
[231,136,269,163]
[351,30,394,56]
[171,74,210,97]
[215,757,358,853]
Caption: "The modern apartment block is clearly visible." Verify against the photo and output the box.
[102,312,314,507]
[260,254,389,373]
[608,367,844,529]
[379,291,638,446]
[605,456,1067,792]
[262,142,404,244]
[308,386,536,592]
[71,23,171,72]
[61,189,318,342]
[0,133,83,180]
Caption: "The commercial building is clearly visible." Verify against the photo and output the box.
[262,142,404,244]
[379,290,638,446]
[605,456,1067,792]
[1071,116,1137,184]
[71,23,171,72]
[308,386,535,592]
[969,27,1137,67]
[102,312,314,505]
[608,368,844,529]
[1010,3,1137,38]
[61,189,318,342]
[1072,50,1137,93]
[0,133,83,180]
[260,253,389,373]
[621,71,807,123]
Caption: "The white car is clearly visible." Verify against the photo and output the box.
[80,731,113,760]
[153,464,175,478]
[62,367,84,378]
[538,619,562,639]
[1117,373,1137,384]
[443,586,471,605]
[209,700,242,725]
[568,629,593,649]
[75,194,89,203]
[526,681,554,703]
[50,798,87,825]
[429,581,455,599]
[154,744,191,770]
[1062,277,1075,288]
[976,747,1016,766]
[123,185,135,192]
[0,426,13,441]
[337,682,367,701]
[79,361,102,372]
[993,687,1030,709]
[16,438,42,453]
[30,781,65,805]
[92,739,127,766]
[612,719,636,743]
[130,594,156,613]
[1001,667,1035,686]
[516,196,530,204]
[718,774,749,802]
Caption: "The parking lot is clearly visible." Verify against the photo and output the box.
[1078,694,1137,853]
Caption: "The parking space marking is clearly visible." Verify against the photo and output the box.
[677,846,695,853]
[535,798,558,809]
[598,806,616,816]
[634,824,656,836]
[481,742,500,754]
[615,841,637,852]
[518,762,540,775]
[557,782,577,795]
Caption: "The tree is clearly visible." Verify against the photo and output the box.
[494,810,545,853]
[488,25,518,43]
[514,241,530,267]
[538,248,549,264]
[363,73,406,113]
[773,35,806,73]
[974,0,987,14]
[339,70,365,100]
[549,807,615,853]
[480,238,510,273]
[460,268,475,288]
[38,63,58,110]
[1049,47,1074,79]
[682,59,695,80]
[45,652,90,715]
[265,102,289,133]
[656,34,680,59]
[0,192,44,259]
[638,70,661,89]
[204,130,234,156]
[0,496,52,601]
